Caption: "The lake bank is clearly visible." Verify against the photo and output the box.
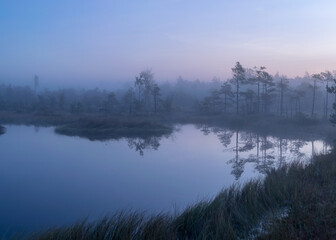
[172,113,336,143]
[0,111,334,142]
[54,118,173,140]
[0,112,173,140]
[14,150,336,239]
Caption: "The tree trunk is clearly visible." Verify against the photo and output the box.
[256,134,259,159]
[279,138,283,167]
[280,84,284,116]
[224,93,227,113]
[257,81,260,114]
[236,80,239,114]
[311,79,316,118]
[326,82,329,118]
[235,131,239,161]
[154,94,157,113]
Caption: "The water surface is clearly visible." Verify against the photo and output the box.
[0,124,329,234]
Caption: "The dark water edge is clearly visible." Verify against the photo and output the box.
[54,119,173,141]
[7,151,336,240]
[0,111,335,142]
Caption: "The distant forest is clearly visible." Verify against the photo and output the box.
[1,62,336,120]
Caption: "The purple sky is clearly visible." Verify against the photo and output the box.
[1,0,336,87]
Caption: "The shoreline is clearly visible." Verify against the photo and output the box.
[0,111,334,142]
[12,151,336,239]
[54,118,173,141]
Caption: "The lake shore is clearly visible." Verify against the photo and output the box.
[0,112,174,140]
[54,118,173,140]
[14,150,336,239]
[172,113,336,143]
[0,111,334,142]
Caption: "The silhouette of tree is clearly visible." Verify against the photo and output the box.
[311,73,322,118]
[230,62,246,114]
[220,81,234,113]
[320,71,334,118]
[277,76,289,116]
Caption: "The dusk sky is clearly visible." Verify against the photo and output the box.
[1,0,336,86]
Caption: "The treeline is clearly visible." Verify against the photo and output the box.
[0,72,220,115]
[201,62,336,120]
[1,63,336,120]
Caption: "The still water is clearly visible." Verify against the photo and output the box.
[0,124,330,234]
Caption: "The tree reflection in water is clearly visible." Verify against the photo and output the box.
[125,128,179,156]
[197,124,322,180]
[127,136,162,156]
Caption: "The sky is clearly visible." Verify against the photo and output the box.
[0,0,336,87]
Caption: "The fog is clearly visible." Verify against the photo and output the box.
[1,66,335,120]
[2,1,336,238]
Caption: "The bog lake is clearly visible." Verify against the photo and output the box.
[0,124,330,234]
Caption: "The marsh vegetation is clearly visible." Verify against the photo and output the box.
[54,118,173,141]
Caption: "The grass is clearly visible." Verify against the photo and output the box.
[54,118,173,140]
[9,150,336,240]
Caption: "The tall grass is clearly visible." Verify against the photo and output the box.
[11,150,336,239]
